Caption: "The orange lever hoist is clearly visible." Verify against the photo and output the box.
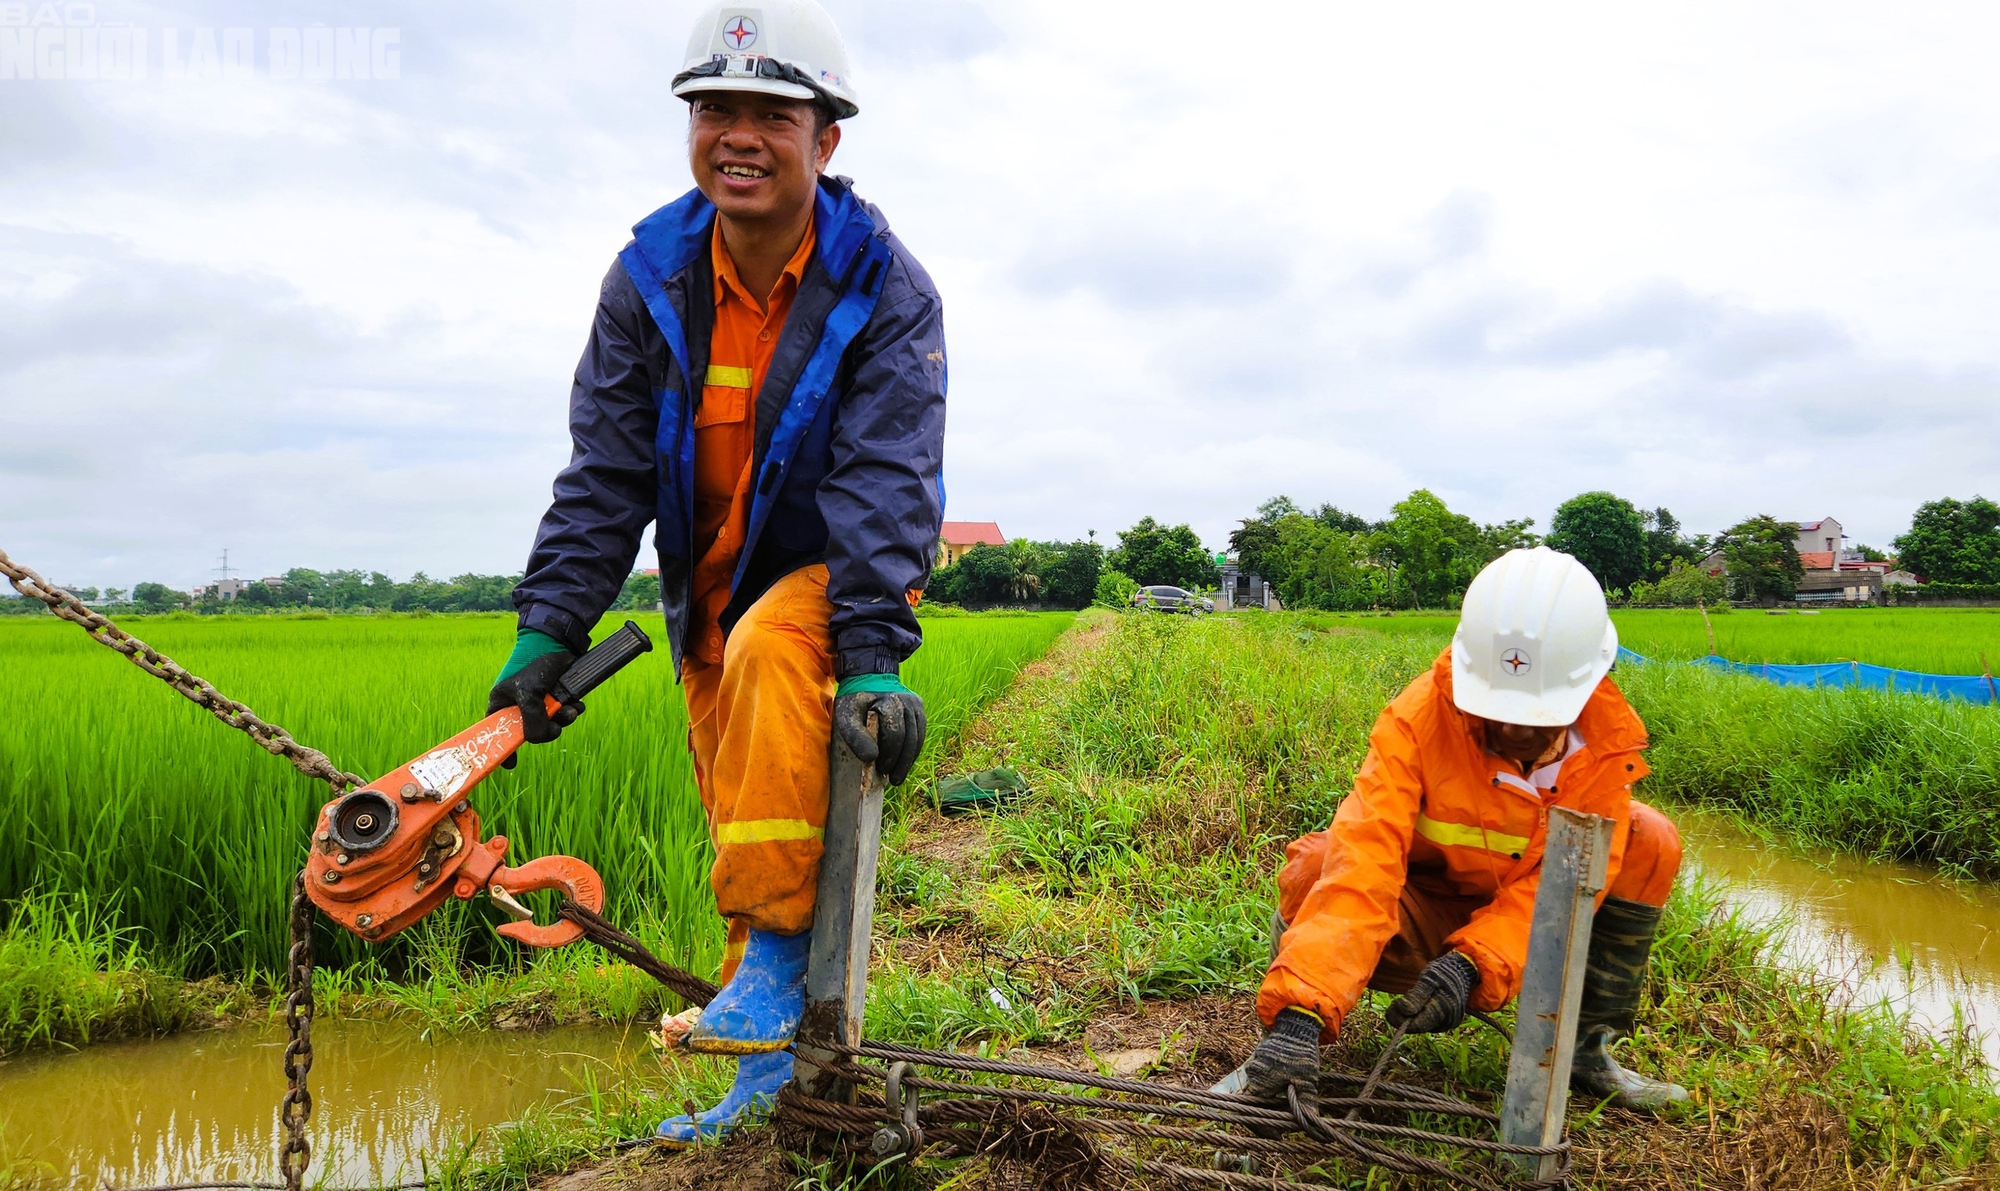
[304,621,654,949]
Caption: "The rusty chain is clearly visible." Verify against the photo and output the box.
[0,547,365,792]
[280,872,317,1191]
[1,548,346,1191]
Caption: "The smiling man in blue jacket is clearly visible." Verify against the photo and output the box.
[486,0,945,1145]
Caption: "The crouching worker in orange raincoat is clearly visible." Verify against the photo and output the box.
[1231,547,1688,1112]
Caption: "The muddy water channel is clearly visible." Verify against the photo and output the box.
[1678,805,2000,1066]
[0,1019,658,1187]
[6,817,1999,1186]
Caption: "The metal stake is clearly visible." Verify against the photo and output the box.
[1499,806,1613,1181]
[793,723,886,1101]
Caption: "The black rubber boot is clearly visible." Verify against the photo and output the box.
[1570,896,1689,1111]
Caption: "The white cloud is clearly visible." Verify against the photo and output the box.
[5,0,2000,591]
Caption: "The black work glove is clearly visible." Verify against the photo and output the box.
[488,650,583,764]
[1386,951,1479,1035]
[832,674,926,786]
[1239,1007,1323,1107]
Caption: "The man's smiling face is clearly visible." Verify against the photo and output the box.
[688,91,839,225]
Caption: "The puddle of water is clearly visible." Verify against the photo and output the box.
[1678,804,2000,1067]
[0,1018,662,1187]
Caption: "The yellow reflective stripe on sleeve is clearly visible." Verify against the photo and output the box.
[716,819,824,845]
[1415,815,1530,857]
[705,364,753,388]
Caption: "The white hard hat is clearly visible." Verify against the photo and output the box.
[673,1,860,120]
[1450,547,1619,727]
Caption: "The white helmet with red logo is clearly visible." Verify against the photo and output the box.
[673,1,860,120]
[1451,547,1619,727]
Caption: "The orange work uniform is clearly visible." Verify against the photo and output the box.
[1258,647,1682,1035]
[681,218,839,976]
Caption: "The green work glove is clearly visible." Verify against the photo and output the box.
[489,629,580,764]
[833,673,925,786]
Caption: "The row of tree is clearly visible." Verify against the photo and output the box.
[924,517,1222,610]
[1235,489,2000,608]
[1230,492,1537,611]
[14,493,1992,618]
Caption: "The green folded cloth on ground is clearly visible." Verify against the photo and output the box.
[933,767,1032,817]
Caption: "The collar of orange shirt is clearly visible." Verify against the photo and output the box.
[711,216,818,315]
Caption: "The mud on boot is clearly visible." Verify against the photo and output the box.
[656,1051,795,1147]
[1570,895,1689,1111]
[686,927,810,1055]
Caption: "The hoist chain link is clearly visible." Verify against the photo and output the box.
[280,871,317,1191]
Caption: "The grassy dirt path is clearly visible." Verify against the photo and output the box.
[541,610,2000,1191]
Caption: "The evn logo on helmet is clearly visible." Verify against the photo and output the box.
[722,15,757,49]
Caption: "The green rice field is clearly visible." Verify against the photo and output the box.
[1296,606,2000,674]
[0,610,1072,978]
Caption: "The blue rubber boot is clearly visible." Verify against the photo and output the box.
[685,928,810,1055]
[655,1051,795,1147]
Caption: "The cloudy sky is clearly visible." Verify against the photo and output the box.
[5,0,1999,590]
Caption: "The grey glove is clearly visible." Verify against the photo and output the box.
[832,674,926,786]
[1238,1007,1323,1106]
[1386,951,1479,1035]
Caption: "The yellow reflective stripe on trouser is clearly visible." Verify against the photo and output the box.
[1415,815,1530,856]
[716,819,824,845]
[705,364,753,388]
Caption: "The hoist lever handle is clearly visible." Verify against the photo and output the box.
[550,620,654,706]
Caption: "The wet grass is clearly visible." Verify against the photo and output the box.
[0,888,247,1056]
[11,608,1998,1187]
[1616,658,2000,878]
[850,612,1997,1187]
[480,610,1997,1189]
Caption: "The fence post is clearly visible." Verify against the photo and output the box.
[792,725,887,1101]
[1499,807,1614,1181]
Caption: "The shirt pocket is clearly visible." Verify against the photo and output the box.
[695,382,750,429]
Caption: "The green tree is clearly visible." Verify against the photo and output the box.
[1717,515,1804,602]
[1627,559,1726,607]
[132,582,188,612]
[1547,492,1648,593]
[946,543,1017,605]
[1371,490,1505,608]
[1094,567,1139,608]
[1893,496,2000,584]
[1036,538,1103,609]
[1640,507,1703,575]
[1110,516,1216,589]
[612,571,661,611]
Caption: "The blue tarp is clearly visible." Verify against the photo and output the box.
[1617,646,1998,705]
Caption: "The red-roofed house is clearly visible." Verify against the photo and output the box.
[1793,517,1844,556]
[937,521,1005,568]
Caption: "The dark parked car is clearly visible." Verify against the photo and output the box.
[1131,585,1214,615]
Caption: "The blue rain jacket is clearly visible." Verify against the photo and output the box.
[511,176,946,678]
